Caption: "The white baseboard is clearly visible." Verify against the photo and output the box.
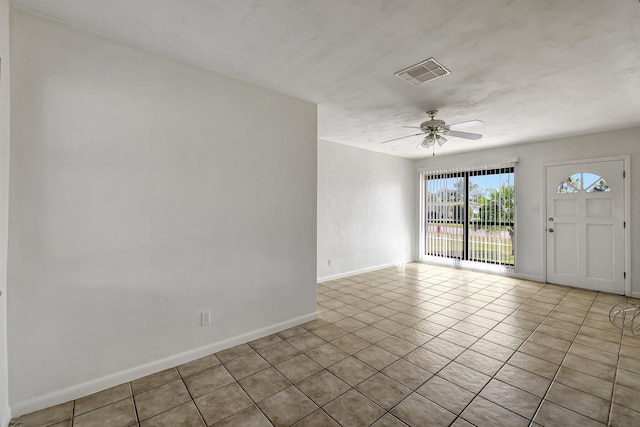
[1,405,11,427]
[317,261,411,283]
[11,311,317,418]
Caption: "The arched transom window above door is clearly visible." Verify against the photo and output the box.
[557,172,610,194]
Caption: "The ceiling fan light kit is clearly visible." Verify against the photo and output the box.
[419,133,447,148]
[419,135,434,148]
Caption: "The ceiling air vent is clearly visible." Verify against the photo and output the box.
[395,58,450,86]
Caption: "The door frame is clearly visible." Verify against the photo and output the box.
[418,163,518,275]
[542,155,631,295]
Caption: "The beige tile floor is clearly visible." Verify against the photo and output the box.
[12,263,640,426]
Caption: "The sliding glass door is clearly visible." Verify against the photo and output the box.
[424,167,515,266]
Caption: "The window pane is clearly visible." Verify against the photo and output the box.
[557,173,582,193]
[586,178,610,192]
[468,169,515,265]
[583,173,600,189]
[425,174,464,259]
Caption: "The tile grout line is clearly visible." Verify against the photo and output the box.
[442,281,563,426]
[317,275,454,425]
[355,277,530,426]
[606,297,628,427]
[389,277,518,405]
[71,399,76,427]
[527,291,603,426]
[124,369,187,426]
[461,284,598,424]
[130,382,142,427]
[217,330,379,426]
[422,278,527,426]
[302,315,398,425]
[326,271,637,426]
[322,272,619,426]
[249,284,616,425]
[176,368,209,427]
[126,382,139,427]
[297,310,433,426]
[237,349,294,426]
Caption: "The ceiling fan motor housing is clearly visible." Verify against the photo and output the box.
[420,119,446,133]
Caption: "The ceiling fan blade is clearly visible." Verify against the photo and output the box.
[446,130,483,140]
[402,126,422,129]
[445,120,484,130]
[379,132,423,144]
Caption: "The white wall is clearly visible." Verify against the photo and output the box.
[0,1,10,425]
[416,127,640,296]
[8,10,317,414]
[317,139,415,281]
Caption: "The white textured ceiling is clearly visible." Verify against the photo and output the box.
[10,0,640,158]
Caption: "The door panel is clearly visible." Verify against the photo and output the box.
[555,199,577,216]
[553,223,577,275]
[586,224,614,280]
[586,199,612,217]
[546,160,624,293]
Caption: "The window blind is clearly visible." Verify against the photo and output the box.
[422,164,516,266]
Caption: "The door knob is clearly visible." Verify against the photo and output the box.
[549,228,554,233]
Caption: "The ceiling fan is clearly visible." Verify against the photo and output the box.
[380,110,483,151]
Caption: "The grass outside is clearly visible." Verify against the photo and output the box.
[426,232,514,265]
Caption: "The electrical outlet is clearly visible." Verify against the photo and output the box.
[201,311,211,326]
[328,259,332,267]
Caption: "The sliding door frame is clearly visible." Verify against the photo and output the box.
[419,164,517,272]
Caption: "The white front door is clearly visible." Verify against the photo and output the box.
[546,160,625,294]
